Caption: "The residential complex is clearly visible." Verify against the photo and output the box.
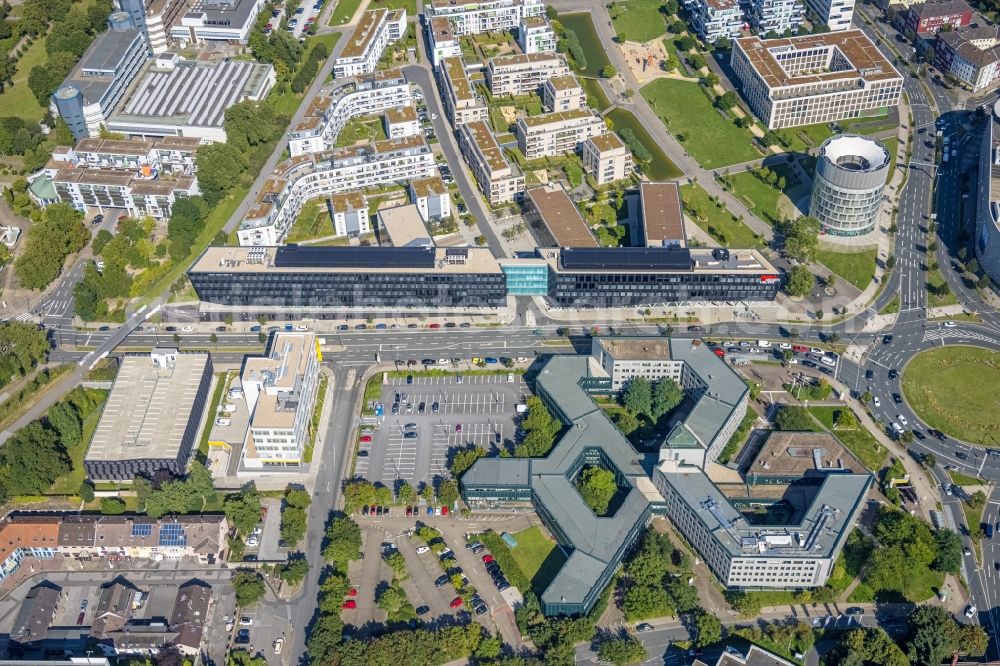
[241,332,320,468]
[731,31,902,129]
[749,0,804,34]
[518,15,557,53]
[459,121,526,204]
[439,58,489,126]
[934,25,1000,92]
[28,137,201,219]
[106,54,275,142]
[334,8,407,78]
[427,17,462,68]
[288,70,412,157]
[901,0,972,36]
[0,514,227,582]
[426,0,544,35]
[639,182,686,248]
[689,0,742,43]
[330,192,371,237]
[384,105,421,138]
[237,135,435,245]
[810,134,890,237]
[582,133,633,185]
[515,109,606,159]
[486,53,570,97]
[410,175,452,222]
[804,0,856,31]
[51,17,150,141]
[84,349,212,482]
[542,75,586,112]
[525,184,598,248]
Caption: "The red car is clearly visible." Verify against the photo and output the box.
[450,597,463,608]
[342,600,357,610]
[406,505,413,517]
[346,588,357,597]
[482,554,494,564]
[429,323,441,329]
[359,435,372,443]
[441,506,449,516]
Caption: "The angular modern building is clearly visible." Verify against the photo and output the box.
[427,16,462,68]
[333,8,407,78]
[542,75,586,113]
[731,31,902,130]
[84,349,212,482]
[934,25,1000,92]
[459,120,526,204]
[515,109,606,160]
[426,0,544,35]
[486,53,569,97]
[749,0,803,34]
[518,15,556,53]
[170,0,267,44]
[689,0,743,43]
[524,184,598,248]
[582,133,633,185]
[974,99,1000,286]
[809,134,890,237]
[804,0,856,31]
[439,58,490,127]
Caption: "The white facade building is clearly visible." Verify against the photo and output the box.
[384,105,420,138]
[427,0,544,35]
[458,120,525,205]
[427,16,462,68]
[170,0,267,44]
[749,0,804,34]
[582,133,633,185]
[515,109,606,159]
[439,57,490,126]
[805,0,856,31]
[410,175,451,222]
[330,192,371,237]
[518,15,557,53]
[690,0,743,42]
[333,8,407,78]
[542,74,586,112]
[486,53,570,97]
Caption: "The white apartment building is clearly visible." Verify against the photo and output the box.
[805,0,856,31]
[427,16,462,68]
[519,15,557,53]
[731,31,902,129]
[427,0,544,35]
[384,105,420,138]
[486,53,570,96]
[936,26,1000,92]
[542,74,586,112]
[410,175,451,222]
[242,332,321,468]
[288,70,412,157]
[690,0,743,43]
[515,109,606,159]
[582,133,633,185]
[333,8,407,78]
[330,192,371,237]
[749,0,804,34]
[237,136,435,245]
[141,0,192,53]
[459,120,526,205]
[170,0,267,44]
[439,57,489,126]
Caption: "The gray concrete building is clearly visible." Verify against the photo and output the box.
[809,134,889,237]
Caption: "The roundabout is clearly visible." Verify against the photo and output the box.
[901,345,1000,446]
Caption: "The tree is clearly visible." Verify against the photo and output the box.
[514,395,561,457]
[78,481,95,503]
[577,466,617,515]
[277,554,309,585]
[224,483,262,536]
[785,265,814,297]
[622,583,673,620]
[195,142,249,204]
[832,627,909,666]
[694,610,722,647]
[833,408,858,430]
[14,203,89,290]
[613,409,641,435]
[907,605,959,666]
[1,421,70,496]
[602,64,617,78]
[233,570,266,607]
[597,637,648,666]
[437,478,459,506]
[280,506,307,547]
[623,377,653,418]
[716,91,738,109]
[396,481,416,504]
[725,589,760,616]
[167,196,209,259]
[100,496,126,514]
[450,446,486,478]
[377,580,416,622]
[322,516,362,568]
[665,576,699,613]
[781,216,821,263]
[285,488,311,509]
[932,529,962,574]
[651,379,683,421]
[224,100,275,152]
[0,321,50,386]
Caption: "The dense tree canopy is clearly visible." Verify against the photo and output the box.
[577,465,618,515]
[0,321,50,387]
[780,216,821,263]
[785,265,814,297]
[513,395,561,457]
[15,203,89,290]
[322,516,362,568]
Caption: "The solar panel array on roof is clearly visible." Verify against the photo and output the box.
[561,247,694,271]
[274,245,437,269]
[159,523,187,547]
[131,523,152,538]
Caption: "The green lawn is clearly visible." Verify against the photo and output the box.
[0,33,50,122]
[949,469,981,486]
[927,266,958,307]
[880,294,900,315]
[508,526,565,594]
[287,200,336,243]
[197,372,231,459]
[335,114,387,146]
[773,123,834,153]
[838,114,897,136]
[807,406,887,471]
[814,247,877,291]
[901,346,1000,446]
[377,0,417,13]
[641,79,760,169]
[329,0,365,25]
[607,0,667,42]
[681,184,764,248]
[723,163,799,226]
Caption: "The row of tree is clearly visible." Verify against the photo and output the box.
[341,477,459,513]
[512,395,561,457]
[14,202,89,291]
[620,529,694,621]
[279,487,310,547]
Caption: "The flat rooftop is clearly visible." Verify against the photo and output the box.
[429,16,455,41]
[735,30,901,90]
[748,431,868,477]
[518,108,599,129]
[442,57,476,102]
[546,74,581,91]
[60,28,145,104]
[86,351,210,464]
[640,182,685,247]
[330,191,366,212]
[114,59,273,129]
[463,120,511,173]
[340,8,387,60]
[244,332,314,430]
[186,0,260,27]
[526,185,597,248]
[377,203,432,247]
[490,52,564,68]
[586,132,627,153]
[191,245,503,274]
[410,174,448,197]
[543,247,778,274]
[75,138,155,156]
[386,105,417,123]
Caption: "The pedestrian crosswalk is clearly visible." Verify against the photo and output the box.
[922,328,1000,345]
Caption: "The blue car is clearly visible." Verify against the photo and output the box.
[484,357,498,364]
[427,506,434,516]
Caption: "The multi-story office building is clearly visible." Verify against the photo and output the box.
[902,0,972,36]
[378,204,433,247]
[85,349,212,481]
[731,31,902,129]
[188,245,508,309]
[582,133,633,185]
[639,182,686,248]
[439,58,490,126]
[427,0,544,35]
[810,134,889,237]
[384,105,420,138]
[330,192,370,237]
[525,184,597,248]
[515,109,606,160]
[805,0,856,31]
[237,136,434,245]
[333,8,407,78]
[288,70,412,157]
[0,514,227,582]
[935,25,1000,92]
[458,121,526,204]
[974,99,1000,285]
[241,332,320,468]
[690,0,742,43]
[169,0,266,44]
[542,74,586,112]
[461,353,664,616]
[486,53,570,96]
[518,15,556,53]
[51,17,150,141]
[427,16,462,68]
[654,429,871,589]
[106,53,275,142]
[30,137,202,219]
[749,0,804,34]
[410,175,451,222]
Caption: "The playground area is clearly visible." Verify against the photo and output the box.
[619,38,693,85]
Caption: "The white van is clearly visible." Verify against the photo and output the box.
[758,340,772,348]
[507,373,515,383]
[216,417,231,427]
[820,356,836,368]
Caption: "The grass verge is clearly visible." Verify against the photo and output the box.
[681,184,764,248]
[814,247,878,291]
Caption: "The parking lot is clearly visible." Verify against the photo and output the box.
[356,373,527,487]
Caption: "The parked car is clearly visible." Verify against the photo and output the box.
[450,597,463,608]
[416,546,430,554]
[342,600,357,610]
